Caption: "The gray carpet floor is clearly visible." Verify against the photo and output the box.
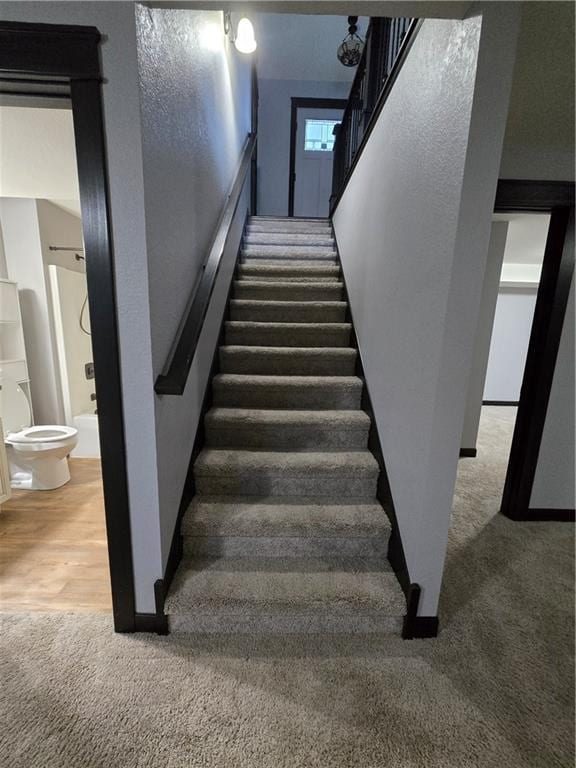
[0,407,573,767]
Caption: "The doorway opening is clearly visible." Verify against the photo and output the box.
[288,97,347,218]
[461,181,574,522]
[0,22,135,630]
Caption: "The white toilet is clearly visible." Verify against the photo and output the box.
[1,377,78,490]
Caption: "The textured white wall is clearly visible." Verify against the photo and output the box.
[257,78,350,216]
[0,198,63,425]
[52,266,95,418]
[483,289,537,402]
[500,2,575,181]
[461,222,508,451]
[0,106,79,203]
[530,258,575,510]
[333,6,519,616]
[135,7,253,566]
[0,1,161,613]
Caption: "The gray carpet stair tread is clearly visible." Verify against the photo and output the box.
[241,248,337,260]
[233,280,343,301]
[165,558,405,616]
[204,407,370,449]
[219,345,357,375]
[194,449,379,478]
[224,321,351,347]
[205,407,369,430]
[212,374,363,409]
[230,300,347,324]
[238,263,339,277]
[242,258,338,267]
[244,233,334,246]
[182,496,390,538]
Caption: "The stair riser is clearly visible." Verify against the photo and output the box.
[242,260,338,270]
[237,276,340,283]
[212,383,362,410]
[219,350,357,376]
[195,475,377,497]
[234,284,344,301]
[242,250,337,262]
[224,325,351,348]
[169,613,403,634]
[247,222,332,232]
[238,266,340,280]
[230,303,346,323]
[184,536,389,559]
[205,424,369,450]
[244,234,334,246]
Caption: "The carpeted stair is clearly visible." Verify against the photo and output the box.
[166,216,405,634]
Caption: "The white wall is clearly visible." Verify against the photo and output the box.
[530,254,575,511]
[0,198,63,425]
[333,6,519,616]
[258,78,350,215]
[51,266,94,419]
[0,106,80,209]
[483,288,537,402]
[135,7,253,566]
[0,1,160,613]
[500,2,575,181]
[0,220,7,279]
[461,221,508,451]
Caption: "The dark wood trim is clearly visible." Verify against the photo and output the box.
[483,400,519,406]
[0,21,137,632]
[494,179,574,211]
[155,133,256,396]
[0,21,101,79]
[459,448,477,458]
[71,79,136,632]
[288,97,348,217]
[494,181,575,522]
[330,19,423,214]
[523,508,575,523]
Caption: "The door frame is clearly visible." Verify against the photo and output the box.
[495,180,575,522]
[0,21,136,630]
[288,97,348,217]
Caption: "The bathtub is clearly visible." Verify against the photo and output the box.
[72,412,100,458]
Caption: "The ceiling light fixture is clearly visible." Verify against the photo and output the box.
[224,12,257,54]
[337,16,364,67]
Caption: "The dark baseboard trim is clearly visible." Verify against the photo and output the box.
[483,400,519,406]
[131,580,169,635]
[402,583,439,639]
[404,615,440,639]
[139,228,247,635]
[504,507,575,523]
[459,448,477,458]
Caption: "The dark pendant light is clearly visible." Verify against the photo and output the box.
[337,16,364,67]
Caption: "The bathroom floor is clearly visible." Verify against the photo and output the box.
[0,459,111,613]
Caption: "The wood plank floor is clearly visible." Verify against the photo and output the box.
[0,458,112,613]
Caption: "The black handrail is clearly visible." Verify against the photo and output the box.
[155,132,257,396]
[330,17,422,213]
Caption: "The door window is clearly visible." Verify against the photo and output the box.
[304,119,339,152]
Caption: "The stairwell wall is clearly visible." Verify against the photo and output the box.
[332,6,520,616]
[134,7,253,568]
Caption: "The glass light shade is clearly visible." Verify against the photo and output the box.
[234,18,257,54]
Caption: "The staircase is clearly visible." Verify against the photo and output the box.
[165,216,405,634]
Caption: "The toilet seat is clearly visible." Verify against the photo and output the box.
[6,425,78,444]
